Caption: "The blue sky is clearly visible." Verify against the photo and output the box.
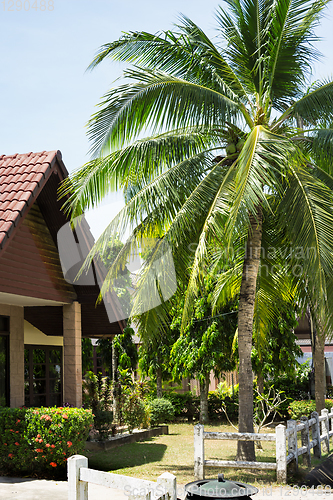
[1,0,333,238]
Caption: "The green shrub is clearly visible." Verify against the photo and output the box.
[148,398,175,426]
[163,392,198,420]
[0,406,93,476]
[288,399,333,420]
[93,410,114,440]
[122,395,147,432]
[208,392,238,421]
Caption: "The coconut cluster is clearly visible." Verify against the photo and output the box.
[226,138,245,155]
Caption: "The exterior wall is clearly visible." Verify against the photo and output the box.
[63,302,82,407]
[24,320,63,346]
[0,204,76,303]
[0,304,25,408]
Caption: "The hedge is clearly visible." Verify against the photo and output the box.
[288,399,333,420]
[0,406,93,476]
[163,391,238,422]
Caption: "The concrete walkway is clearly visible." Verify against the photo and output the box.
[0,476,127,500]
[2,476,333,500]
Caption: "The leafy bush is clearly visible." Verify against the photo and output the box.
[208,392,238,421]
[288,399,333,420]
[0,406,93,476]
[122,395,147,432]
[82,371,114,440]
[148,398,175,426]
[93,410,114,440]
[163,390,239,422]
[163,392,198,420]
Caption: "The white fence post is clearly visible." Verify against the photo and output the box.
[68,455,88,500]
[321,408,330,454]
[156,472,177,500]
[194,424,204,480]
[276,424,287,483]
[300,416,311,467]
[311,411,321,459]
[287,420,298,474]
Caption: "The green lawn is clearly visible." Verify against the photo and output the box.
[83,423,281,486]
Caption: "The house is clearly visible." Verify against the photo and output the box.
[0,150,124,409]
[295,315,333,387]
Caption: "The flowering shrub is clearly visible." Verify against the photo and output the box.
[0,407,93,476]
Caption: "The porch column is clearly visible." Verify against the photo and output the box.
[9,305,24,407]
[63,301,82,407]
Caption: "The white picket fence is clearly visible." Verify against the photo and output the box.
[194,408,333,483]
[67,455,177,500]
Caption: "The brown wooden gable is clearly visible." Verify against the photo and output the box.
[0,203,77,303]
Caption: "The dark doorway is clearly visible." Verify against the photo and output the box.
[0,316,10,406]
[24,345,62,407]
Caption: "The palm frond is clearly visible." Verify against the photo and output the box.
[59,127,219,216]
[87,67,240,156]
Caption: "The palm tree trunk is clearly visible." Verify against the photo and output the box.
[112,340,119,422]
[199,374,210,424]
[237,208,263,461]
[314,331,326,412]
[156,366,163,398]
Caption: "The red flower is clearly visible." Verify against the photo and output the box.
[15,442,19,446]
[37,434,41,438]
[46,443,50,448]
[39,439,43,443]
[9,429,14,432]
[4,443,7,446]
[36,448,43,453]
[8,453,13,458]
[51,444,55,448]
[63,414,68,419]
[16,419,20,424]
[50,462,57,467]
[67,441,72,447]
[15,431,19,433]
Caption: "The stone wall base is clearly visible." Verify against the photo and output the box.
[85,425,169,452]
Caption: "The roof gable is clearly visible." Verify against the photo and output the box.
[0,150,65,250]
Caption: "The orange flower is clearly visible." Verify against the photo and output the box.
[8,453,13,458]
[50,462,57,467]
[51,444,55,448]
[14,442,19,446]
[36,448,43,452]
[67,441,72,447]
[37,434,41,438]
[39,439,43,443]
[63,414,68,419]
[46,443,50,448]
[16,419,20,424]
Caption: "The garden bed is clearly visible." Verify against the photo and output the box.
[85,425,169,451]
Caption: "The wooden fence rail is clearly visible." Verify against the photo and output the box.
[194,408,333,483]
[68,455,177,500]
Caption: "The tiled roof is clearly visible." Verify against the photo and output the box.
[0,150,62,249]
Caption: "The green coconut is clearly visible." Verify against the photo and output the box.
[236,139,245,151]
[226,143,236,155]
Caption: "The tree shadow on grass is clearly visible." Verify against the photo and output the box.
[85,441,167,471]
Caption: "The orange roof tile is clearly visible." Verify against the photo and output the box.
[0,150,62,249]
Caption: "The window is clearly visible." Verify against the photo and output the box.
[24,345,62,407]
[0,316,9,407]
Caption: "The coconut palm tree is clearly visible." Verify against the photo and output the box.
[60,0,333,460]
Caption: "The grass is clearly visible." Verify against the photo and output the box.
[83,422,282,486]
